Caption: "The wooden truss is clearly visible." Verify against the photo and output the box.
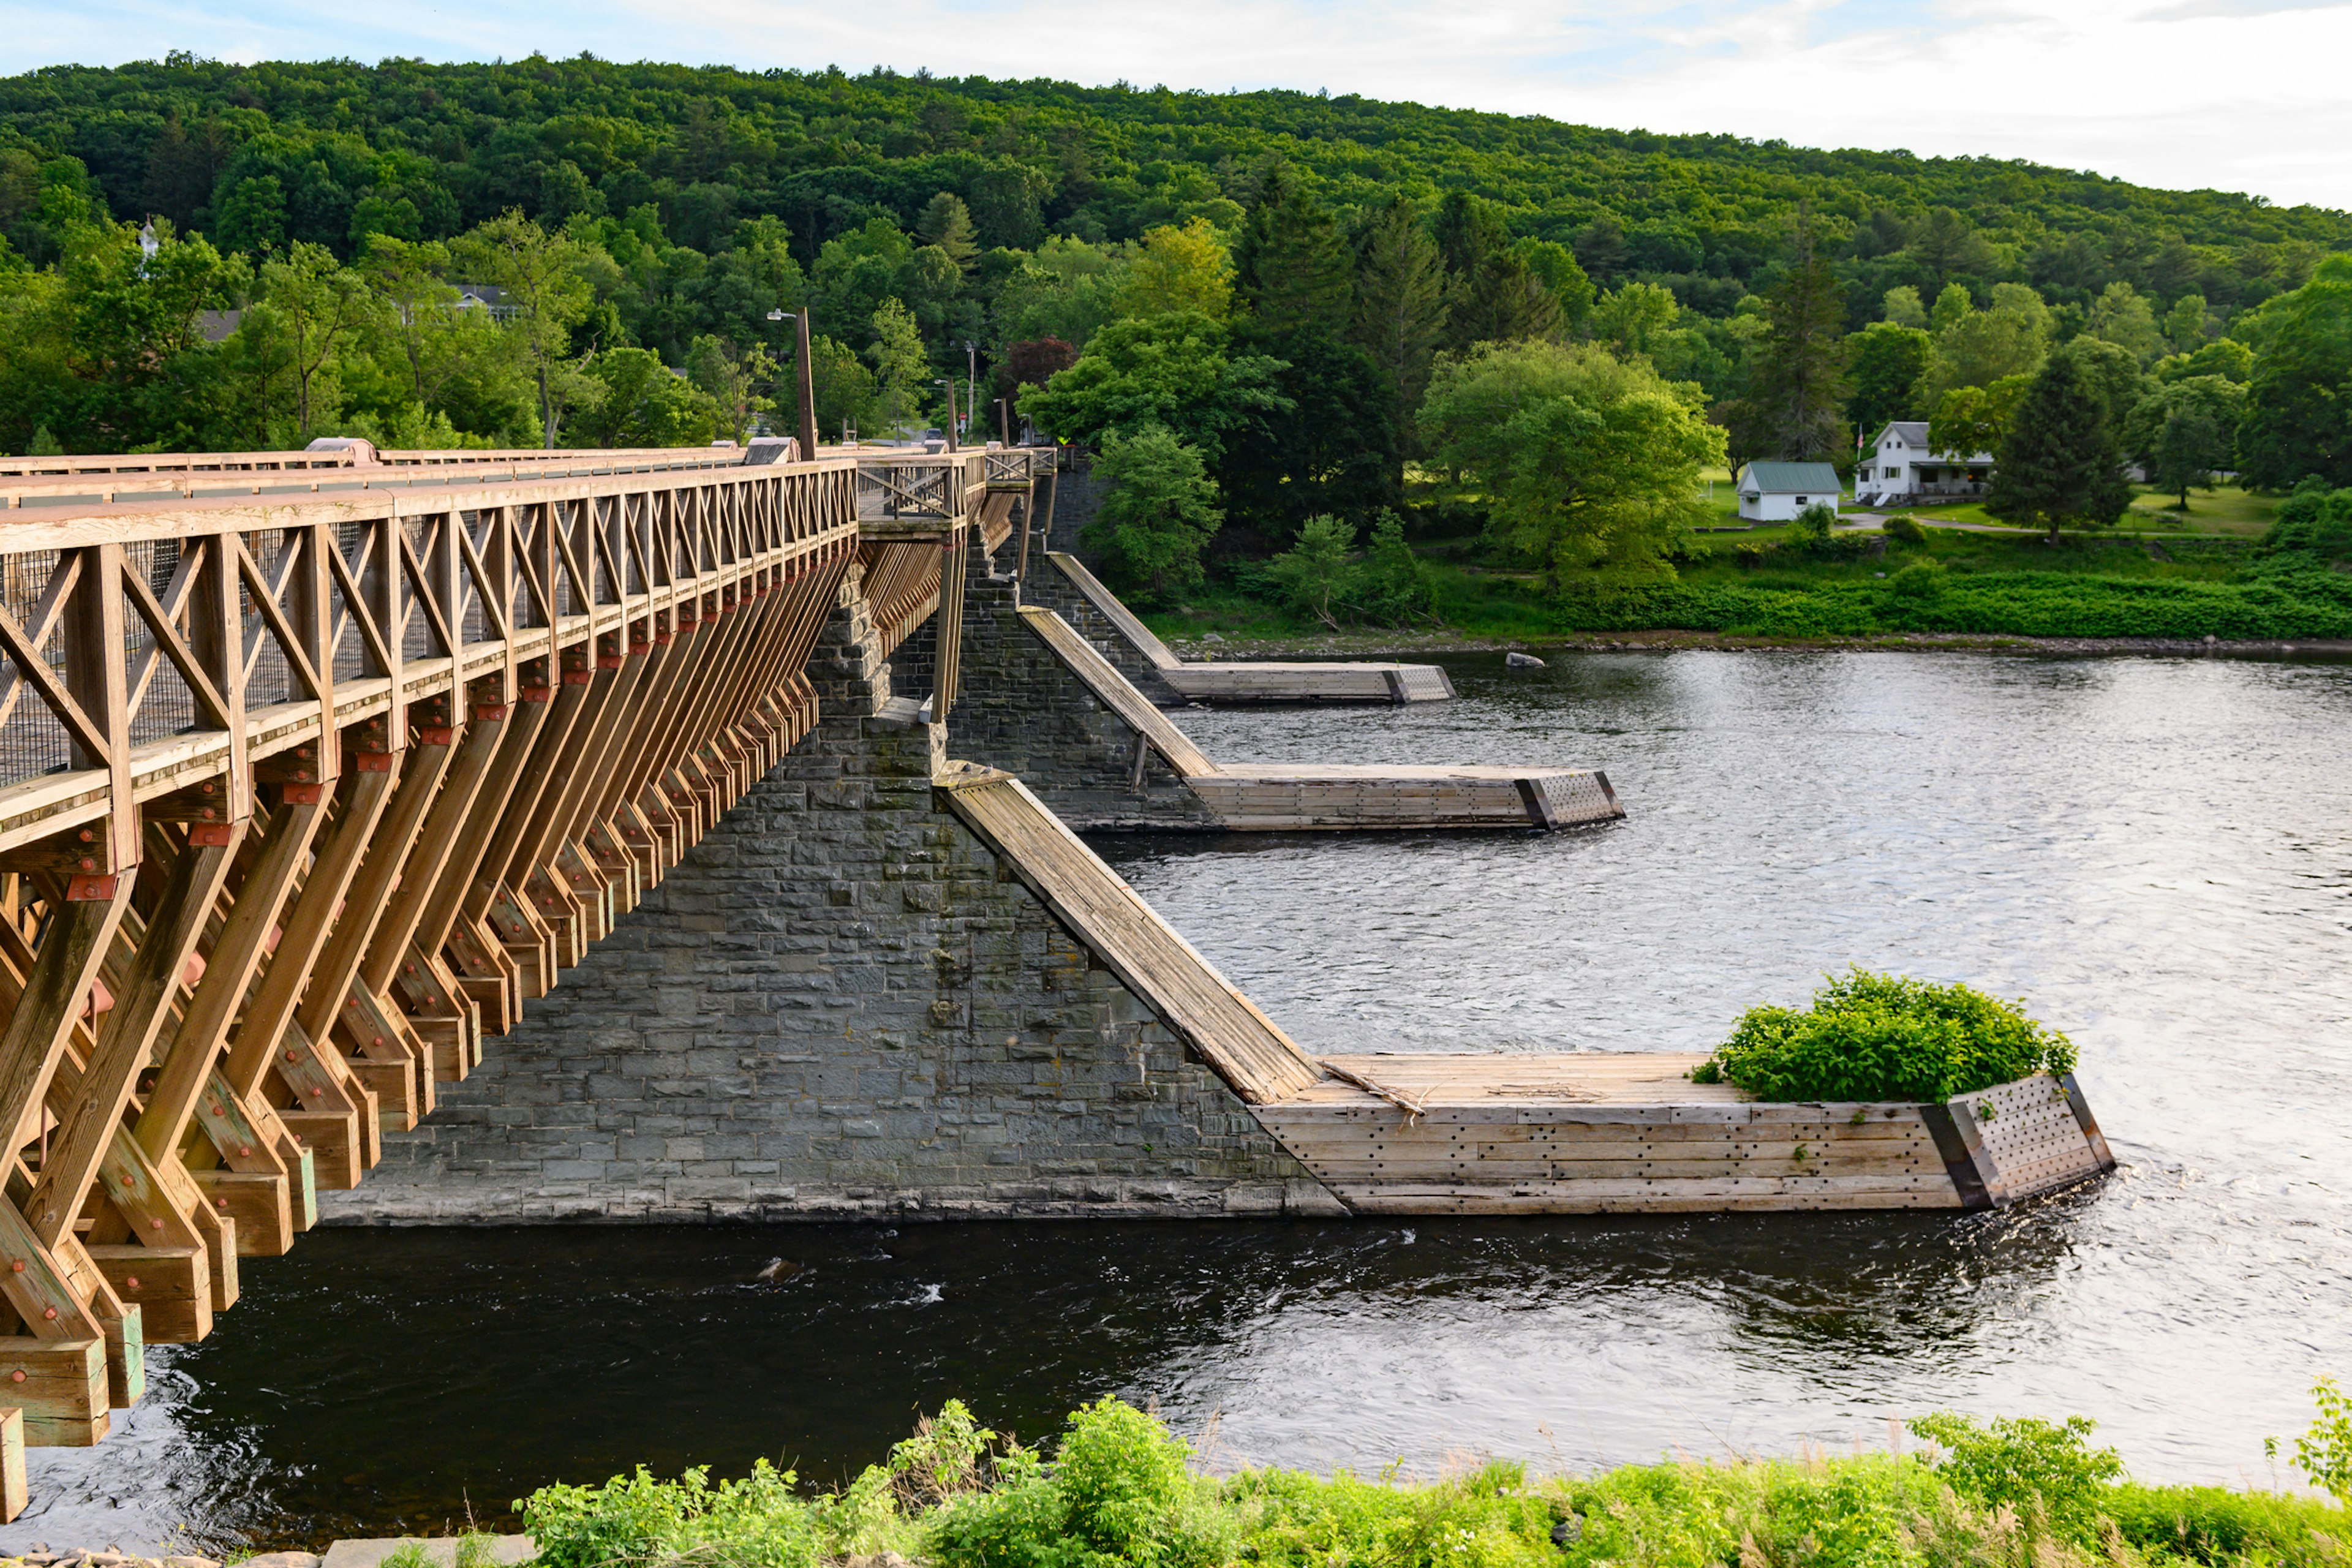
[0,451,859,1458]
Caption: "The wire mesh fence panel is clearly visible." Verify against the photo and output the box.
[0,551,75,785]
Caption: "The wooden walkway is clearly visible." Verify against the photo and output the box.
[1046,553,1456,704]
[1254,1054,2113,1215]
[0,442,859,1454]
[1020,606,1619,830]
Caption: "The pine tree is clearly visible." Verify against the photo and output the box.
[1432,192,1558,350]
[1985,352,2133,543]
[1736,217,1850,462]
[916,192,979,274]
[1232,167,1351,338]
[1349,197,1447,451]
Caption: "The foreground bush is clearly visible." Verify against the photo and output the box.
[518,1395,2352,1568]
[1692,970,2076,1101]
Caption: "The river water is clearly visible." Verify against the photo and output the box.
[9,650,2349,1551]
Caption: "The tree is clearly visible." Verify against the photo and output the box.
[1929,375,2029,461]
[916,192,979,274]
[1847,320,1931,436]
[1120,219,1232,320]
[684,335,777,444]
[805,333,878,440]
[1906,208,1995,291]
[1019,311,1288,463]
[2124,375,2244,504]
[1913,283,2051,412]
[1348,197,1447,453]
[257,240,381,437]
[2237,255,2352,490]
[2165,293,2210,355]
[2086,281,2165,363]
[1734,221,1849,462]
[1985,352,2133,543]
[1432,191,1559,350]
[1232,169,1352,339]
[1591,282,1679,359]
[1419,339,1725,585]
[2147,405,2228,508]
[456,211,599,446]
[1262,514,1357,628]
[1883,287,1929,329]
[575,347,722,447]
[1083,424,1222,602]
[867,296,930,435]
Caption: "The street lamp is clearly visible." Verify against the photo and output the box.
[766,309,818,461]
[933,377,961,453]
[960,339,979,445]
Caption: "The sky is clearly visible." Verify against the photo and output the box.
[6,0,2352,211]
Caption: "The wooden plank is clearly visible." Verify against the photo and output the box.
[1016,608,1218,778]
[0,1337,107,1446]
[1042,552,1182,669]
[0,1406,23,1521]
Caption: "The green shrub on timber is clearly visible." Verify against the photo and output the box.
[1692,970,2076,1101]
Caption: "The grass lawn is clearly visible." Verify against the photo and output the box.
[1896,484,2278,536]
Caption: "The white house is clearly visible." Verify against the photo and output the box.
[1735,461,1842,522]
[1856,421,1992,505]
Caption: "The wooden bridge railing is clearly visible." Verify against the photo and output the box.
[848,447,1053,679]
[0,451,860,1449]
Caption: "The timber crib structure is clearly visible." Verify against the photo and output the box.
[0,441,878,1457]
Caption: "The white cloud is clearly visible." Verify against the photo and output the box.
[4,0,2350,209]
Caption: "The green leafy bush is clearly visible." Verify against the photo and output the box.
[930,1396,1236,1568]
[1888,560,1947,600]
[1692,970,2076,1101]
[1909,1413,2124,1545]
[2106,1482,2352,1564]
[1883,514,1928,545]
[522,1460,819,1568]
[2272,1377,2352,1507]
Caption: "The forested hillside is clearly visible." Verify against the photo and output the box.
[3,54,2350,608]
[6,55,2346,316]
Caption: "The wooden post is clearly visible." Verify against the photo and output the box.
[29,824,243,1248]
[932,526,965,720]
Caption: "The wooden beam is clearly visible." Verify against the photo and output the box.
[28,826,241,1248]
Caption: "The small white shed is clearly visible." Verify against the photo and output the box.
[1735,461,1842,523]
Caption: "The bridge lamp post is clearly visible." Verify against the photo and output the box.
[766,309,820,460]
[933,377,961,453]
[960,339,979,445]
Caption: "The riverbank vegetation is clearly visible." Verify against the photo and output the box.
[1691,971,2076,1102]
[517,1395,2350,1568]
[1144,496,2352,645]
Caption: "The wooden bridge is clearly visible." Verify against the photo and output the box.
[0,440,861,1460]
[0,434,2111,1515]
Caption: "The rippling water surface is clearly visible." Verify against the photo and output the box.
[12,650,2349,1552]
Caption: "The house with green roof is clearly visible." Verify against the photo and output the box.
[1735,461,1842,522]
